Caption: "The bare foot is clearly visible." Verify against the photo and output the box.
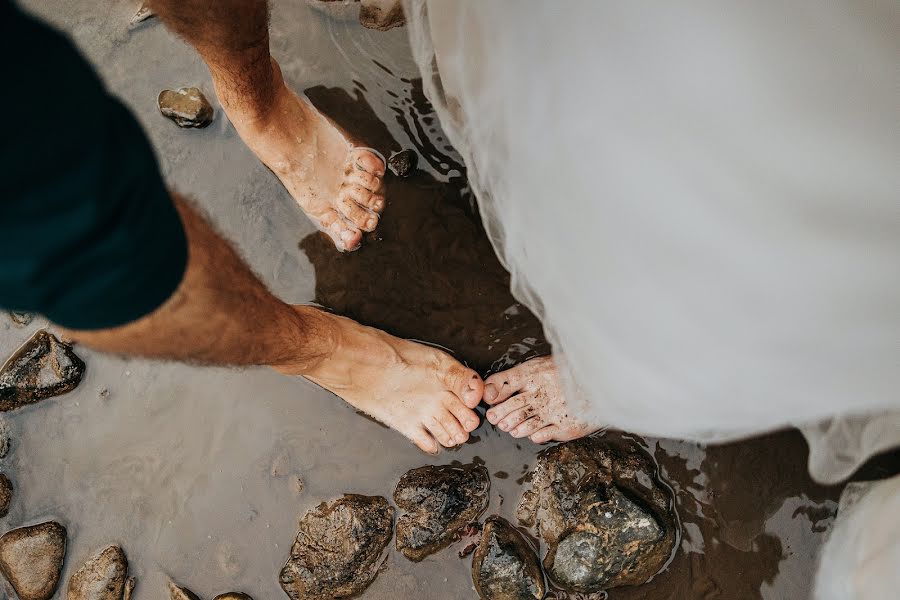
[277,310,483,454]
[216,59,386,251]
[483,356,599,444]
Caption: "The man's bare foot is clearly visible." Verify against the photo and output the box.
[215,59,386,251]
[482,356,599,444]
[275,310,483,454]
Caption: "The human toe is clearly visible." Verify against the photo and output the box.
[350,147,387,177]
[444,395,480,432]
[483,368,526,405]
[497,405,536,432]
[319,208,362,251]
[337,190,379,231]
[409,427,440,454]
[511,416,545,439]
[442,363,484,409]
[486,395,528,425]
[344,167,384,195]
[529,425,561,444]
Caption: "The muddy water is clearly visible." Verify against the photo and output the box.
[0,1,849,599]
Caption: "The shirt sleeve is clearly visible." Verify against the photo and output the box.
[0,1,188,330]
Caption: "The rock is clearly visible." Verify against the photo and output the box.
[8,312,33,327]
[516,436,677,593]
[279,494,393,599]
[387,149,418,177]
[394,462,490,561]
[0,474,12,517]
[213,594,253,600]
[128,3,155,29]
[0,521,67,600]
[168,581,202,600]
[471,516,545,600]
[0,418,10,458]
[157,88,214,128]
[67,545,130,600]
[0,330,86,412]
[359,0,405,30]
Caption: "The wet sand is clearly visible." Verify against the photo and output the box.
[0,1,868,598]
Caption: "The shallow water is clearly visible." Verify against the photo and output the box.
[1,1,847,598]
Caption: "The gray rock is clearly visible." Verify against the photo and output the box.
[0,521,67,600]
[212,594,253,600]
[0,330,86,412]
[359,0,405,30]
[128,3,155,29]
[0,418,9,458]
[157,88,214,128]
[279,494,393,600]
[394,462,490,561]
[387,149,418,178]
[67,545,130,600]
[168,581,201,600]
[0,474,12,518]
[516,436,676,593]
[472,516,544,600]
[8,312,33,327]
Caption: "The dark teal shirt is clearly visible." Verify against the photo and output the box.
[1,1,187,329]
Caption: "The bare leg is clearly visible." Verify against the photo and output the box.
[149,0,386,251]
[483,356,600,443]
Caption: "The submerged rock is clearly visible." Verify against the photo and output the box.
[67,545,131,600]
[359,0,405,30]
[516,436,676,593]
[0,330,86,412]
[394,462,490,561]
[213,594,253,600]
[472,516,545,600]
[0,474,12,517]
[128,3,155,29]
[157,87,214,128]
[387,149,418,177]
[8,312,33,327]
[168,581,202,600]
[0,521,67,600]
[279,494,393,599]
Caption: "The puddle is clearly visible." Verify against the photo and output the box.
[1,1,851,598]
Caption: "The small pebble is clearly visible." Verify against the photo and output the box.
[388,149,418,177]
[158,87,214,128]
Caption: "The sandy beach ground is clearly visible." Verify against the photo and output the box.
[1,1,853,598]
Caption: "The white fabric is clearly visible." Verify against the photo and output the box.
[815,476,900,600]
[404,0,900,483]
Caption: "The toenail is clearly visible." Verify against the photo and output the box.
[484,384,498,401]
[455,434,466,444]
[366,218,377,229]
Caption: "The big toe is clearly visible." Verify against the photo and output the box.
[483,368,526,405]
[444,364,484,409]
[350,147,387,178]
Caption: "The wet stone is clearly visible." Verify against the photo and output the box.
[359,0,406,31]
[8,312,33,327]
[471,516,545,600]
[0,521,67,600]
[394,462,490,561]
[279,494,393,600]
[516,436,677,593]
[168,581,202,600]
[213,594,253,600]
[0,330,86,412]
[0,417,10,458]
[67,545,131,600]
[387,149,418,177]
[0,474,12,517]
[157,87,214,128]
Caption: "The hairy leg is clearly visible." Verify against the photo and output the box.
[148,0,387,251]
[67,193,482,454]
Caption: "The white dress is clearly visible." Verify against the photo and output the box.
[404,1,900,597]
